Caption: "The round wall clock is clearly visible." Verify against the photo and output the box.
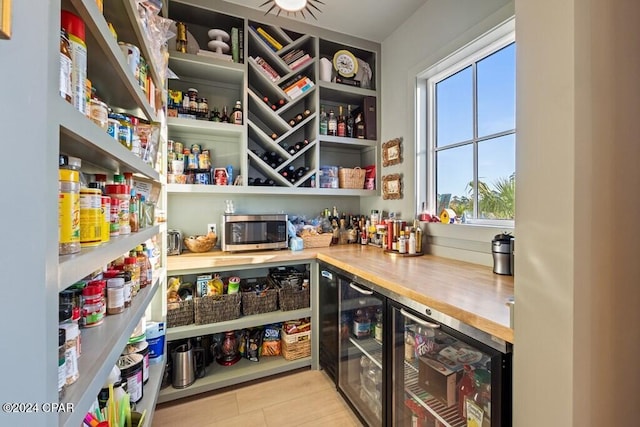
[333,49,358,78]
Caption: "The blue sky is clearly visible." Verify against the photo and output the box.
[435,43,515,198]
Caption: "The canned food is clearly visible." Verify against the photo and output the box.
[107,118,119,140]
[89,99,108,130]
[173,141,183,154]
[198,152,211,169]
[191,144,201,154]
[187,153,198,170]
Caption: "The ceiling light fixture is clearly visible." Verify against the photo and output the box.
[260,0,325,20]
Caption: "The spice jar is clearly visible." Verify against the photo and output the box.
[81,285,104,327]
[106,277,125,315]
[80,187,102,247]
[59,159,81,255]
[58,329,66,400]
[105,184,130,235]
[124,256,140,298]
[59,322,80,386]
[59,29,73,104]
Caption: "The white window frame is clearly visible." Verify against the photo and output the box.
[415,18,515,227]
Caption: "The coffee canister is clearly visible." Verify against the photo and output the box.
[123,341,149,384]
[117,353,143,403]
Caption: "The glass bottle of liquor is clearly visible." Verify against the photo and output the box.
[210,107,221,122]
[319,105,328,135]
[220,105,230,123]
[176,22,188,53]
[346,105,354,138]
[355,111,366,139]
[337,105,346,137]
[327,109,337,136]
[231,100,243,124]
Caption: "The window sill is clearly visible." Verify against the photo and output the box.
[420,222,514,266]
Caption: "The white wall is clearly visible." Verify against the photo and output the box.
[373,0,515,265]
[515,0,640,425]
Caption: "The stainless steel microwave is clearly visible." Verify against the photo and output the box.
[221,214,288,252]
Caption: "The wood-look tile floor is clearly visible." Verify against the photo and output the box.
[151,369,363,427]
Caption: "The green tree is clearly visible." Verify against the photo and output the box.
[473,173,515,219]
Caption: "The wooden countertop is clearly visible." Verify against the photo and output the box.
[167,246,514,343]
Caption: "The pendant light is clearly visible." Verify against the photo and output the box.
[260,0,324,20]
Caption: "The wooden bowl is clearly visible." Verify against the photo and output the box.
[183,233,217,253]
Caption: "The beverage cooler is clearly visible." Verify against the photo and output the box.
[390,299,512,427]
[338,274,386,426]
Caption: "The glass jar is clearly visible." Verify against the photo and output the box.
[124,256,140,297]
[81,285,104,327]
[59,322,80,386]
[59,160,81,255]
[106,277,125,315]
[104,184,130,235]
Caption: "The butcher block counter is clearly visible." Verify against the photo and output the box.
[167,245,514,344]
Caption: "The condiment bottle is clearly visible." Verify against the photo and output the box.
[59,156,81,255]
[136,245,150,288]
[408,230,416,254]
[106,278,125,315]
[124,256,140,297]
[398,231,406,254]
[232,100,243,124]
[129,189,139,233]
[58,329,66,400]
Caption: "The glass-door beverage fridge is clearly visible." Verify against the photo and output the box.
[338,275,386,426]
[390,300,512,427]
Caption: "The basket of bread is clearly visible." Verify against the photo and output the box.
[183,231,217,253]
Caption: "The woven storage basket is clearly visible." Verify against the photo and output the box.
[338,167,366,189]
[241,287,278,316]
[281,329,311,360]
[301,233,332,248]
[194,293,241,325]
[166,300,194,328]
[268,268,310,311]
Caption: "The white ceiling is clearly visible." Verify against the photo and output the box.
[221,0,429,42]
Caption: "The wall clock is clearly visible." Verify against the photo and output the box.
[333,49,358,78]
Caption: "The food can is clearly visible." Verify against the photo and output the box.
[118,354,144,403]
[187,153,198,170]
[79,188,102,247]
[89,99,108,130]
[173,141,183,154]
[118,42,141,81]
[191,143,201,154]
[107,118,119,140]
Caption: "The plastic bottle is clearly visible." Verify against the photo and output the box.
[136,245,150,288]
[398,231,406,254]
[61,11,87,115]
[124,256,140,297]
[59,157,81,255]
[408,230,416,254]
[129,189,139,233]
[458,364,476,419]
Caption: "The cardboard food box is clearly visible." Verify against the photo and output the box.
[418,356,462,408]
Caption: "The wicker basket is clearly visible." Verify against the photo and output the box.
[268,267,310,311]
[193,293,241,324]
[300,233,332,248]
[281,329,311,360]
[166,300,194,328]
[338,167,366,189]
[241,287,279,316]
[183,234,217,253]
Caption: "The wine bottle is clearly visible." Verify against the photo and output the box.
[337,105,346,137]
[346,105,354,138]
[328,109,337,136]
[355,112,366,139]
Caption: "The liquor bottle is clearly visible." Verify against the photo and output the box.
[327,109,337,136]
[220,105,230,123]
[319,105,328,135]
[293,141,303,152]
[355,111,366,139]
[176,22,188,53]
[210,107,221,122]
[337,105,346,137]
[346,105,354,138]
[232,100,243,125]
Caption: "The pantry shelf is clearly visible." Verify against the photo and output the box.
[166,308,312,341]
[169,51,245,85]
[167,116,245,139]
[166,183,376,196]
[66,0,158,122]
[157,355,312,403]
[134,362,165,427]
[58,99,160,181]
[58,225,161,291]
[60,277,160,427]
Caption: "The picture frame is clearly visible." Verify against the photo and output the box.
[382,137,402,167]
[382,174,402,200]
[0,0,11,40]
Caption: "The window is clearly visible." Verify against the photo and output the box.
[416,20,515,225]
